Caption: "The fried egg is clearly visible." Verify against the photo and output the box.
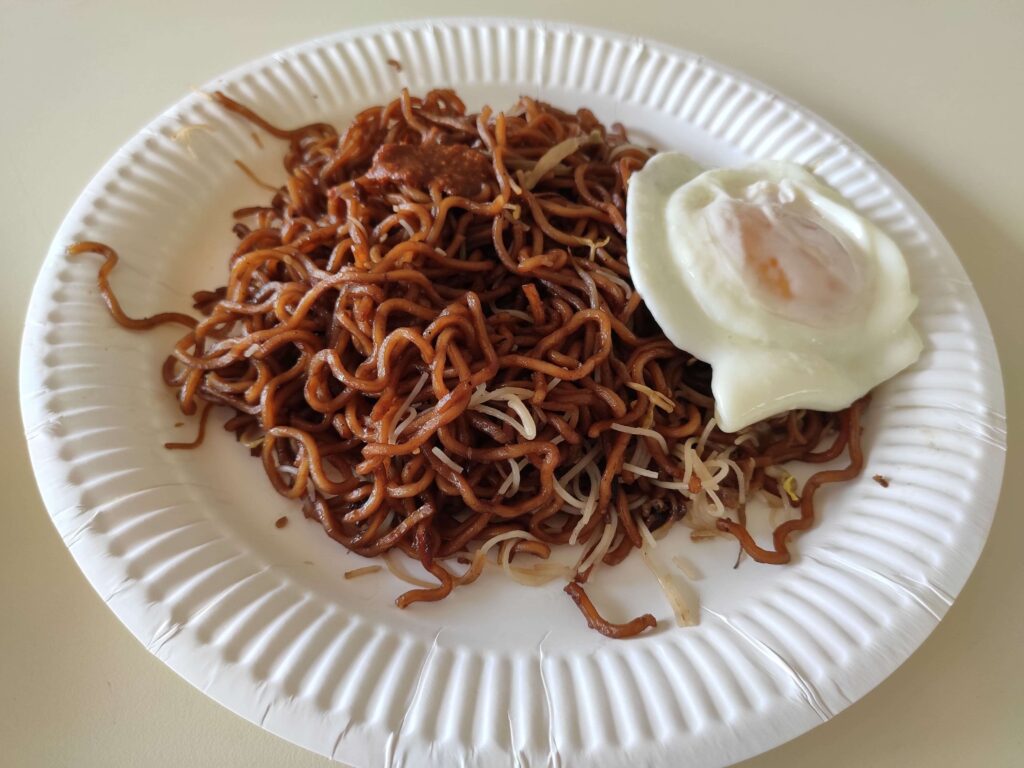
[627,153,922,432]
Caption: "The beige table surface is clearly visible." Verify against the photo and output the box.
[3,1,1021,766]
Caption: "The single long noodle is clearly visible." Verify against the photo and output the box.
[70,89,864,638]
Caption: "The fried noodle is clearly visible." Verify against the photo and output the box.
[68,88,865,638]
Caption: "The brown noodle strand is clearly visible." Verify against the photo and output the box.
[716,398,866,564]
[73,89,865,638]
[234,159,280,193]
[67,242,196,330]
[164,402,213,449]
[564,581,657,638]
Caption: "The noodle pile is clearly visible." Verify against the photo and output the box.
[70,89,864,638]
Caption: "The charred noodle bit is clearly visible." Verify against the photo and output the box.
[72,89,863,637]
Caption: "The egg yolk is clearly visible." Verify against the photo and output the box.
[703,190,869,328]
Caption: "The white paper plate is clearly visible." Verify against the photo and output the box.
[20,18,1007,768]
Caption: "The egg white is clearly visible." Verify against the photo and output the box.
[627,153,922,432]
